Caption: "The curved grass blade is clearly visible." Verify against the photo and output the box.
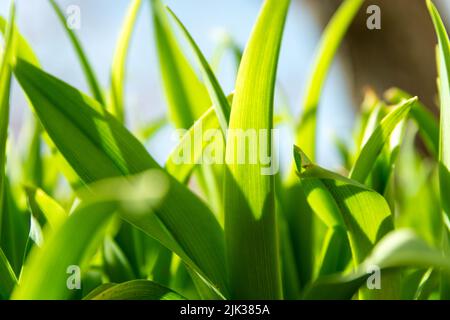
[48,0,104,105]
[0,3,15,205]
[282,0,364,289]
[316,226,350,277]
[349,97,416,183]
[385,87,439,158]
[25,187,67,231]
[427,0,450,298]
[13,60,228,298]
[1,15,45,189]
[0,4,30,278]
[87,280,185,300]
[0,16,39,66]
[294,146,392,264]
[109,0,142,122]
[151,0,210,129]
[224,0,290,299]
[295,0,364,160]
[303,230,450,299]
[12,202,115,299]
[166,7,230,133]
[427,0,450,220]
[166,94,233,183]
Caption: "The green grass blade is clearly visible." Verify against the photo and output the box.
[11,202,115,300]
[427,1,450,220]
[303,230,450,299]
[48,0,104,105]
[87,280,185,300]
[1,178,30,277]
[151,0,210,129]
[316,226,350,277]
[385,87,439,158]
[295,0,364,159]
[109,0,142,122]
[349,97,416,183]
[224,0,290,299]
[1,15,45,189]
[166,94,233,183]
[13,60,228,297]
[166,7,230,133]
[294,146,392,264]
[0,246,17,298]
[427,0,450,299]
[0,3,15,202]
[25,187,67,231]
[0,16,39,66]
[0,4,30,278]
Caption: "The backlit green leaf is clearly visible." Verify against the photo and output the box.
[109,0,142,122]
[48,0,104,105]
[349,97,416,183]
[224,0,289,299]
[13,60,228,297]
[295,0,364,160]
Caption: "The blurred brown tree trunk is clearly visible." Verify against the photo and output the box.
[300,0,447,112]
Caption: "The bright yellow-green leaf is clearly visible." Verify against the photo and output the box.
[12,202,115,300]
[295,0,365,160]
[166,94,233,183]
[109,0,142,122]
[224,0,290,299]
[167,7,230,133]
[385,87,439,158]
[48,0,104,105]
[151,0,210,129]
[349,97,416,183]
[13,60,228,298]
[294,146,393,264]
[25,187,67,231]
[427,0,450,220]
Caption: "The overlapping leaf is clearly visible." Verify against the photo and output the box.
[13,60,228,298]
[109,0,142,122]
[224,0,289,299]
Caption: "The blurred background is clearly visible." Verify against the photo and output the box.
[0,0,449,170]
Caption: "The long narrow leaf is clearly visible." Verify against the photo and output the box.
[295,0,364,160]
[224,0,289,299]
[167,7,230,133]
[13,60,228,297]
[48,0,104,105]
[166,94,233,183]
[151,0,210,129]
[428,1,450,220]
[109,0,142,122]
[385,87,439,158]
[12,202,115,299]
[294,146,392,264]
[349,97,416,183]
